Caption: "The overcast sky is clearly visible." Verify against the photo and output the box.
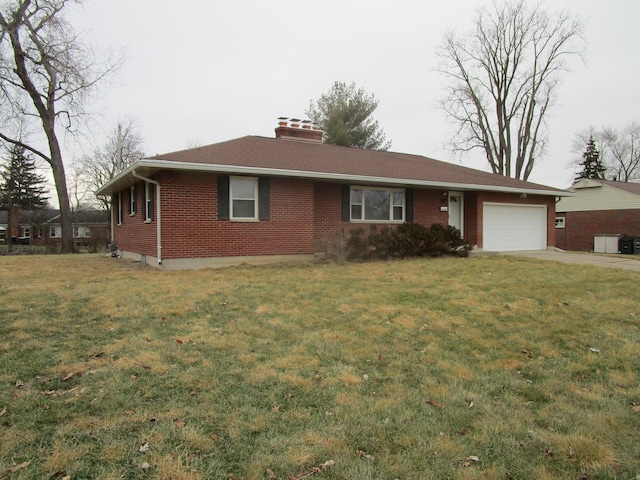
[68,0,640,190]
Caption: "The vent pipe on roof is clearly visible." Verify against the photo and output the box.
[275,117,324,143]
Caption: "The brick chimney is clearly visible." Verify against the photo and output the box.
[275,117,323,143]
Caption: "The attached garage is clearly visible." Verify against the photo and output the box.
[483,203,547,252]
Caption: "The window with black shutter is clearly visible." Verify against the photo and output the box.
[218,175,270,221]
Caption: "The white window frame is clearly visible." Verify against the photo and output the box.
[129,185,137,216]
[73,226,91,238]
[230,176,259,221]
[555,217,565,229]
[144,182,153,222]
[350,186,405,223]
[50,226,61,238]
[117,192,123,225]
[21,226,30,238]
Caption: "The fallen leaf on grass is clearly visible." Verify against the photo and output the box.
[0,406,6,417]
[62,372,75,381]
[176,338,183,344]
[9,461,31,472]
[427,398,443,408]
[50,472,71,480]
[266,467,277,479]
[357,450,375,460]
[589,347,601,354]
[288,459,335,480]
[138,442,150,454]
[174,419,185,428]
[631,404,640,413]
[15,380,24,388]
[125,410,134,416]
[462,455,480,467]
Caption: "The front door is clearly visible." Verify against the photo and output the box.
[448,193,463,235]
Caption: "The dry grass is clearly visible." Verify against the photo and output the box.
[1,253,639,479]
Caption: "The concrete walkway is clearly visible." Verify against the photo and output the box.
[500,250,640,272]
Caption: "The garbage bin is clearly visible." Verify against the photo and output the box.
[619,237,634,255]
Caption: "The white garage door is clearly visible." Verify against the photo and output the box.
[483,203,547,251]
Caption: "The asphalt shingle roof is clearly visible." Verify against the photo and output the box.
[149,135,566,194]
[98,135,570,196]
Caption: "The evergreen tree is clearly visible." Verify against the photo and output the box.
[306,81,391,151]
[574,137,606,183]
[1,144,49,209]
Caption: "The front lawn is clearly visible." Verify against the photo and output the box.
[1,254,639,479]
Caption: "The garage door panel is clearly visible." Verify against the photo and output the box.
[483,203,546,252]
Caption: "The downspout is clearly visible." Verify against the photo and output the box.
[132,170,162,266]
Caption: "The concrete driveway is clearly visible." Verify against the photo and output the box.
[501,250,640,272]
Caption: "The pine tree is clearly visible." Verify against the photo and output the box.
[574,137,606,183]
[306,81,391,151]
[1,144,49,209]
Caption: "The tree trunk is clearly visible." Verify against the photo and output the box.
[43,117,74,253]
[52,155,74,253]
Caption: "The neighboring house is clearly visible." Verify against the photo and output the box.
[0,206,110,248]
[556,178,640,252]
[96,120,570,270]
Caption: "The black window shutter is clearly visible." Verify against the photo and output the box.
[341,184,350,222]
[218,175,230,220]
[405,189,414,222]
[258,177,270,221]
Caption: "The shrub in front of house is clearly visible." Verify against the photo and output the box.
[346,223,472,261]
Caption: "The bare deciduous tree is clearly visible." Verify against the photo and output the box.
[0,0,119,252]
[438,0,584,180]
[572,122,640,183]
[77,119,145,212]
[600,123,640,183]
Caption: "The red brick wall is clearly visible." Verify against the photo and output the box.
[115,172,317,260]
[113,180,158,257]
[114,173,558,259]
[165,173,315,258]
[555,209,640,251]
[464,192,479,246]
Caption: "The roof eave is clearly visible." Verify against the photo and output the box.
[95,159,571,197]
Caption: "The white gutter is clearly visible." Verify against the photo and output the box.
[97,159,573,198]
[132,169,162,266]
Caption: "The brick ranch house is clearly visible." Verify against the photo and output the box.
[96,121,570,270]
[0,206,109,248]
[555,178,640,251]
